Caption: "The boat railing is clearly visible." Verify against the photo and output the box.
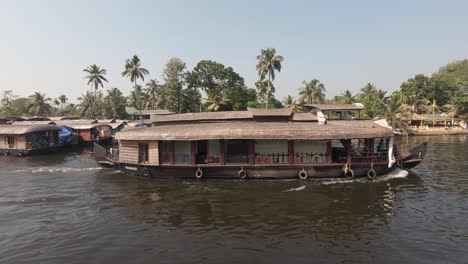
[255,153,289,164]
[351,154,387,164]
[294,152,328,164]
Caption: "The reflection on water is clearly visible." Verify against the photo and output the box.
[0,136,467,264]
[107,171,418,240]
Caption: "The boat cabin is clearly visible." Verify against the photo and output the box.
[54,120,112,144]
[0,124,61,155]
[106,108,396,179]
[115,121,392,167]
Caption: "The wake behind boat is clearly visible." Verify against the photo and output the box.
[94,105,427,180]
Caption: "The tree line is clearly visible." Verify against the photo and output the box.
[1,49,467,129]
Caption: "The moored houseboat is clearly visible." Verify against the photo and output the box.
[54,120,112,145]
[95,107,427,180]
[0,124,61,155]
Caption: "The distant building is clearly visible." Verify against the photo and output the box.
[125,107,173,125]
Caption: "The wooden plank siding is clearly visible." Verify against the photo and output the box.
[119,140,160,165]
[0,135,26,150]
[118,141,139,164]
[148,141,159,165]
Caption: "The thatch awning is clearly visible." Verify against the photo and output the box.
[116,120,393,141]
[0,124,61,135]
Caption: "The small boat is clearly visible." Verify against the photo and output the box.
[94,107,427,180]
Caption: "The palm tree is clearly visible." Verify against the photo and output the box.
[385,92,407,131]
[443,96,460,126]
[83,64,108,118]
[339,90,355,104]
[298,79,326,104]
[129,85,146,125]
[256,48,283,109]
[122,55,149,88]
[77,91,94,118]
[359,83,377,100]
[206,95,231,111]
[282,95,300,113]
[145,79,160,110]
[58,95,68,108]
[401,94,430,122]
[28,92,53,117]
[255,80,272,107]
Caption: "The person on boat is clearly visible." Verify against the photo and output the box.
[377,139,386,154]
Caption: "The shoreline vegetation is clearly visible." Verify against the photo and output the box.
[1,50,467,134]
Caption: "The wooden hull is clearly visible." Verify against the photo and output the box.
[93,142,426,180]
[114,163,397,180]
[400,141,427,169]
[0,146,62,156]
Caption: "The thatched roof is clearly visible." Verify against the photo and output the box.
[54,120,110,130]
[101,121,128,129]
[247,108,292,116]
[291,113,318,121]
[151,109,317,125]
[11,121,57,125]
[151,111,252,123]
[304,104,364,111]
[49,116,81,121]
[0,124,61,135]
[126,107,173,115]
[116,120,393,141]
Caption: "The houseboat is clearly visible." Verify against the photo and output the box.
[54,120,112,145]
[0,124,61,155]
[11,121,73,145]
[94,107,427,179]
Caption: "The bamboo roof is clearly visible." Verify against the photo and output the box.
[53,120,111,130]
[151,111,252,123]
[11,121,57,125]
[126,107,173,115]
[101,121,128,129]
[304,104,364,111]
[151,109,317,124]
[116,120,393,141]
[291,113,318,121]
[0,124,61,135]
[49,116,81,121]
[247,108,292,116]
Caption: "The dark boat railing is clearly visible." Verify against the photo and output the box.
[351,155,387,164]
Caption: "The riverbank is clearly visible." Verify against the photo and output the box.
[407,126,468,136]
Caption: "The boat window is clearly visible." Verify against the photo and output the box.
[196,141,208,164]
[225,140,249,163]
[161,141,171,163]
[138,143,149,164]
[208,140,220,163]
[174,141,192,164]
[255,140,288,164]
[294,140,327,164]
[331,139,348,163]
[6,136,14,147]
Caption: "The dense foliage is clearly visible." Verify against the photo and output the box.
[1,52,466,129]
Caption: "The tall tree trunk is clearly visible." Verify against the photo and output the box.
[135,80,144,125]
[266,75,271,109]
[92,86,97,119]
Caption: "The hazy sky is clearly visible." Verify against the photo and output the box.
[0,0,467,102]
